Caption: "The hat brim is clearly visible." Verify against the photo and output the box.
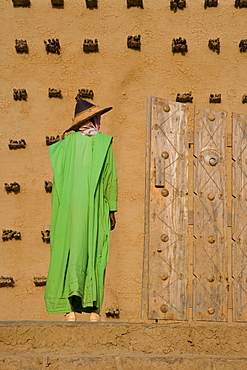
[66,106,112,133]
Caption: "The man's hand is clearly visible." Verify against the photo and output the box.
[109,212,116,230]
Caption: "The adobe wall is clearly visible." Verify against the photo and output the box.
[1,0,247,321]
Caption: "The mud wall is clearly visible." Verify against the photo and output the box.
[1,0,247,321]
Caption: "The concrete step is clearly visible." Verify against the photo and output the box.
[1,352,247,370]
[0,321,247,369]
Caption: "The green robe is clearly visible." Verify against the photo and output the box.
[44,132,117,314]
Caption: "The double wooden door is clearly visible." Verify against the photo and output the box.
[145,96,247,322]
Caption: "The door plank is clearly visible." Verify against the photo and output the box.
[147,96,188,321]
[193,106,228,321]
[232,112,247,322]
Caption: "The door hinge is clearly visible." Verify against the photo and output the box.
[227,212,232,227]
[188,131,194,146]
[154,157,165,188]
[227,133,232,147]
[188,292,193,308]
[188,210,194,225]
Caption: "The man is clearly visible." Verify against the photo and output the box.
[45,99,118,322]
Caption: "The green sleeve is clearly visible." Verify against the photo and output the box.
[49,140,64,177]
[48,140,65,248]
[103,143,118,212]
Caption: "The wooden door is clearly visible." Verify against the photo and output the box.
[145,96,247,322]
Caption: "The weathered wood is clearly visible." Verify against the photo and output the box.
[146,96,188,321]
[193,106,228,322]
[232,112,247,322]
[142,97,153,321]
